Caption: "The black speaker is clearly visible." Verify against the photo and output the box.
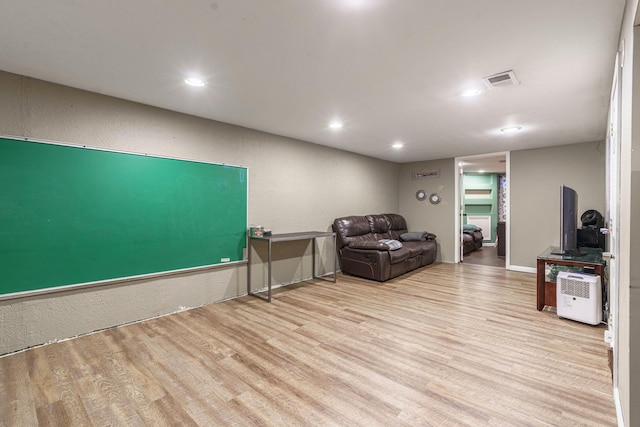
[581,209,604,229]
[577,228,605,250]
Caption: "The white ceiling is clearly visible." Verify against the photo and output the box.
[0,0,626,163]
[460,154,506,174]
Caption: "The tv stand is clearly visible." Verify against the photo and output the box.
[536,246,605,311]
[550,248,585,256]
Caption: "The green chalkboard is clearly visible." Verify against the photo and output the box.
[0,137,247,297]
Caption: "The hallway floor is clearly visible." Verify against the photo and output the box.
[462,245,505,268]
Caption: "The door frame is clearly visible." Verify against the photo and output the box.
[454,151,510,265]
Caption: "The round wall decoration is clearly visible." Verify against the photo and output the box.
[429,193,442,205]
[416,190,427,201]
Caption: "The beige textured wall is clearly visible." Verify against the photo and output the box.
[398,159,456,263]
[0,71,400,354]
[399,144,606,268]
[509,141,606,269]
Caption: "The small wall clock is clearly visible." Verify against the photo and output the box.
[429,193,442,205]
[415,190,427,201]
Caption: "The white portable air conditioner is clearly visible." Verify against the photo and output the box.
[556,271,602,325]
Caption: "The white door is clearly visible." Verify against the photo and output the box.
[606,52,622,390]
[459,165,466,261]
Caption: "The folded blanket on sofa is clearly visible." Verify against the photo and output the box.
[463,224,482,232]
[378,239,403,250]
[400,231,437,241]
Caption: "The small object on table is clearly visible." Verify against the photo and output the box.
[249,225,264,237]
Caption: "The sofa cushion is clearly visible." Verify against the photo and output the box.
[385,213,407,231]
[401,241,424,257]
[367,214,390,234]
[387,246,411,264]
[418,240,437,254]
[384,213,408,240]
[334,215,373,249]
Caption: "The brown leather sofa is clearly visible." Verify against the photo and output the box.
[332,213,437,282]
[462,228,483,255]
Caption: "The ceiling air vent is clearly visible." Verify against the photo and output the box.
[483,70,519,89]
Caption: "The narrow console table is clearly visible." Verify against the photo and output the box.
[247,231,337,302]
[536,246,605,311]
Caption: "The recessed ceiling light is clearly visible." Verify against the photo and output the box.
[329,121,343,130]
[392,142,404,149]
[461,88,483,97]
[185,77,206,87]
[500,126,522,134]
[478,170,485,173]
[343,0,369,8]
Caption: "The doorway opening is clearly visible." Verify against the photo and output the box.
[454,152,509,268]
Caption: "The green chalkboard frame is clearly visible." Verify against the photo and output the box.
[0,136,248,299]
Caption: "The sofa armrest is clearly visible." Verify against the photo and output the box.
[348,241,391,250]
[339,246,392,281]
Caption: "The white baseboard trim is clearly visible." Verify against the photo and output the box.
[507,265,536,274]
[482,242,497,247]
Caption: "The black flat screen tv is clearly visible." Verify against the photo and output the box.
[552,185,583,256]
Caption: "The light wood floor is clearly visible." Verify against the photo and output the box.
[462,245,506,268]
[1,262,616,426]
